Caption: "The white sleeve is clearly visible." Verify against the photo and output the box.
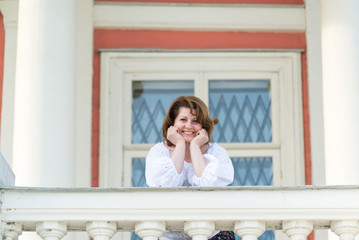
[188,144,234,187]
[145,143,187,187]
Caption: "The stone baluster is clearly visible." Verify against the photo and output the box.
[36,222,67,240]
[86,221,117,240]
[184,221,215,240]
[135,221,166,240]
[331,220,359,240]
[283,220,313,240]
[234,221,265,240]
[3,223,22,240]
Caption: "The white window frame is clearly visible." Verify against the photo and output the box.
[99,52,304,187]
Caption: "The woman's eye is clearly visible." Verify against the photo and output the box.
[180,118,186,122]
[192,120,198,123]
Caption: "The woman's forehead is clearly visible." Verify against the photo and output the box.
[177,107,196,116]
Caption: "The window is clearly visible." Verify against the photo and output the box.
[99,52,304,188]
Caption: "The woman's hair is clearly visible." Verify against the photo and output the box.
[162,96,218,146]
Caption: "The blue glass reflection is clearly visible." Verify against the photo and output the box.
[209,80,272,143]
[132,80,194,144]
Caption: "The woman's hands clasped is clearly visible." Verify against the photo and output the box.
[167,126,209,147]
[167,126,209,174]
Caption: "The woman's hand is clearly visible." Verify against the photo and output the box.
[190,128,209,177]
[167,126,184,145]
[167,126,186,173]
[191,128,209,147]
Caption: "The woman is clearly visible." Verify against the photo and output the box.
[146,96,235,240]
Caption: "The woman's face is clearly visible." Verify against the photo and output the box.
[173,107,202,143]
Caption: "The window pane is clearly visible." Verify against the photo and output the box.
[230,157,273,186]
[209,80,272,143]
[132,157,273,187]
[231,156,273,240]
[132,158,147,187]
[131,234,141,240]
[132,80,194,144]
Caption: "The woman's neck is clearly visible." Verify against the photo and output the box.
[184,142,209,163]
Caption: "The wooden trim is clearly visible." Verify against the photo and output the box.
[93,4,305,32]
[301,52,312,186]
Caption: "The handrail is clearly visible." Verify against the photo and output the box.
[2,186,359,240]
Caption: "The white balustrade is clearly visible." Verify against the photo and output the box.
[282,220,313,240]
[36,222,67,240]
[3,223,22,240]
[331,220,359,240]
[86,221,117,240]
[234,221,265,240]
[135,221,166,240]
[1,186,359,240]
[184,221,215,240]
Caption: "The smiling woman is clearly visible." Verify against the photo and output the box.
[145,96,235,240]
[162,96,217,147]
[171,108,203,144]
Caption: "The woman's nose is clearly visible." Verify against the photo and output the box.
[185,121,193,128]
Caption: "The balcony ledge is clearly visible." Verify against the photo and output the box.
[2,185,359,233]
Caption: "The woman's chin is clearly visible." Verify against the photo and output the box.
[182,135,195,143]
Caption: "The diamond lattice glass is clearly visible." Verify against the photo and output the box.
[209,80,272,143]
[132,80,194,144]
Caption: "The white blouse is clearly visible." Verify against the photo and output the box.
[146,142,234,187]
[145,142,234,239]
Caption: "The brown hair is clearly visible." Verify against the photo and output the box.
[162,96,218,146]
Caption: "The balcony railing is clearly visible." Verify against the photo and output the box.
[2,186,359,240]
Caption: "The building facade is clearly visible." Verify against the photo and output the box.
[1,0,359,240]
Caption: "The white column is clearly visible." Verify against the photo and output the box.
[283,220,313,240]
[135,221,166,240]
[184,221,215,240]
[305,0,326,186]
[234,221,265,240]
[75,0,93,187]
[12,0,76,187]
[321,0,359,184]
[0,0,18,167]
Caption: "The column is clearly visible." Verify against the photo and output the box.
[321,0,359,184]
[0,0,18,167]
[12,0,76,187]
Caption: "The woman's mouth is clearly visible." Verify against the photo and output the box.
[183,131,194,135]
